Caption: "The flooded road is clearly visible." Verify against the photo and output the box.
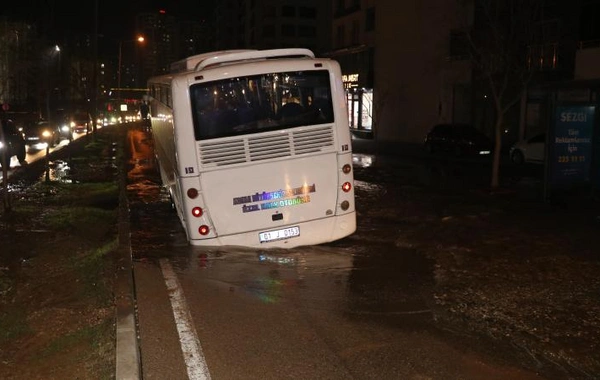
[125,125,546,379]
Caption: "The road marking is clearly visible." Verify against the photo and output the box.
[160,258,212,380]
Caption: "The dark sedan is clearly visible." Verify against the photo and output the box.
[22,120,61,149]
[69,112,92,133]
[423,123,493,157]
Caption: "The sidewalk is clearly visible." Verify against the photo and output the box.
[350,134,600,212]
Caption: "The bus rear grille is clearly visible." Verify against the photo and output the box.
[198,125,334,167]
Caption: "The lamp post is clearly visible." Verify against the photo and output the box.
[45,45,61,121]
[117,36,145,100]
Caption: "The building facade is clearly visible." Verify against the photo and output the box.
[135,10,179,81]
[0,19,37,108]
[211,0,331,55]
[328,0,472,143]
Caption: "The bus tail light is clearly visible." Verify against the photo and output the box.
[342,181,352,192]
[192,207,203,217]
[342,164,352,174]
[198,225,210,235]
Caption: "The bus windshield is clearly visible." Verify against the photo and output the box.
[190,70,334,140]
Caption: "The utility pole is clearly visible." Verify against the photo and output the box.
[117,41,123,101]
[0,116,11,212]
[91,0,99,134]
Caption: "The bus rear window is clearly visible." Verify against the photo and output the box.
[190,70,334,140]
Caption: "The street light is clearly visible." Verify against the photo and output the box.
[117,36,145,100]
[45,45,61,120]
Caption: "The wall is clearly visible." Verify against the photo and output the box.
[374,0,469,143]
[575,47,600,80]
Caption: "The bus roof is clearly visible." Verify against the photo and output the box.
[169,48,316,74]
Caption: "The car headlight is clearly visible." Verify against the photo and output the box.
[0,141,4,149]
[61,125,70,133]
[42,130,52,138]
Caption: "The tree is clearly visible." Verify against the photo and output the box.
[0,119,12,213]
[457,0,542,189]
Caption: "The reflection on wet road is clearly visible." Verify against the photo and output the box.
[126,125,434,319]
[126,126,543,379]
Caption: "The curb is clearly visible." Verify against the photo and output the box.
[115,129,141,380]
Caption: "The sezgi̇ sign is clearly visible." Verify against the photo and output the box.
[551,106,594,186]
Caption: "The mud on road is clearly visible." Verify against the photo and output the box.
[353,160,600,379]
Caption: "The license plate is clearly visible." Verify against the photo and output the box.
[259,226,300,243]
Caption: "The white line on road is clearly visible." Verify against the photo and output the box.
[160,258,212,380]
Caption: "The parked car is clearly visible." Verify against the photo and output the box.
[0,117,26,166]
[423,123,493,157]
[22,119,61,149]
[509,133,545,164]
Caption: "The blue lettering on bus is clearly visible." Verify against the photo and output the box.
[242,204,260,213]
[234,184,316,212]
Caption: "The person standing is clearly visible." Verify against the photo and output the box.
[0,103,27,167]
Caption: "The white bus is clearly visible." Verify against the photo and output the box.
[147,48,356,248]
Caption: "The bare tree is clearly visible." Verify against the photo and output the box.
[458,0,541,189]
[372,87,391,141]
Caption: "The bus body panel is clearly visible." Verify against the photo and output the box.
[188,212,356,248]
[173,57,348,181]
[171,77,199,180]
[150,101,177,191]
[200,153,339,235]
[148,49,356,248]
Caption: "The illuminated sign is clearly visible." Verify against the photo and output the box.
[233,184,316,213]
[551,106,594,185]
[342,73,359,89]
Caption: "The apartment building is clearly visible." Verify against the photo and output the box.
[328,0,470,143]
[0,19,37,108]
[211,0,330,54]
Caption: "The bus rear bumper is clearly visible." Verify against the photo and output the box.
[188,212,356,249]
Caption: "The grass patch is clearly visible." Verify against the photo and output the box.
[41,318,113,358]
[84,137,110,154]
[42,206,116,236]
[0,271,11,297]
[0,309,31,344]
[32,181,118,207]
[40,318,115,378]
[71,239,118,303]
[0,203,39,225]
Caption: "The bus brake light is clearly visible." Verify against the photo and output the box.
[342,182,352,192]
[198,225,210,235]
[192,207,203,217]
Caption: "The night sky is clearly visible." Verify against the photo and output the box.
[2,1,214,50]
